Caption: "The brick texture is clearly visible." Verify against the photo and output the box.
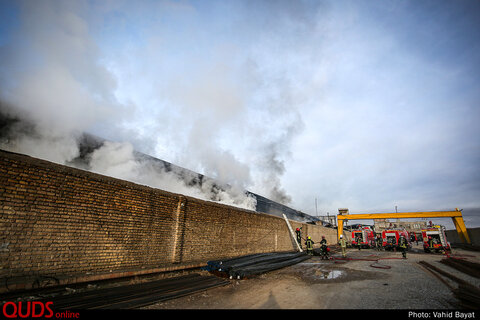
[0,149,339,290]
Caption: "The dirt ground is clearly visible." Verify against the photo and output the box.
[144,244,480,309]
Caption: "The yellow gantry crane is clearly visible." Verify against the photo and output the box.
[336,208,471,244]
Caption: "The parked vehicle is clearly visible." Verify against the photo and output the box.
[422,225,450,253]
[382,229,411,251]
[352,226,375,248]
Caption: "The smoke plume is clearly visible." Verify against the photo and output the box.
[0,0,316,211]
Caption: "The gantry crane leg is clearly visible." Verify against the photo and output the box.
[451,216,471,244]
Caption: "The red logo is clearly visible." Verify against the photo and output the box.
[2,301,54,318]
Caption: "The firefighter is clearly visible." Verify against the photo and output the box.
[339,235,347,258]
[320,236,328,260]
[295,227,302,249]
[355,235,362,250]
[375,234,382,251]
[428,236,434,253]
[389,237,396,250]
[399,235,407,259]
[305,236,314,256]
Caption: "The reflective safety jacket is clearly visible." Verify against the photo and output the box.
[295,230,302,241]
[399,237,407,248]
[305,239,314,250]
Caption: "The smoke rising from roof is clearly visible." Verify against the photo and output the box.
[0,0,313,211]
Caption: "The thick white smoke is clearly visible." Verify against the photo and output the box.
[88,141,257,210]
[0,1,119,164]
[0,0,318,211]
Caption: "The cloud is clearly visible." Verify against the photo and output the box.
[282,0,480,227]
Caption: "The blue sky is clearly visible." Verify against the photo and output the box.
[1,0,479,229]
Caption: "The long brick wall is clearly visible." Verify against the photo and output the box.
[0,149,340,292]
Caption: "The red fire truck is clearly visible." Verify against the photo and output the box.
[422,225,450,253]
[382,229,410,251]
[352,226,375,248]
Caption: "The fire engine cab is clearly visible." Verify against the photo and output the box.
[352,226,375,248]
[382,229,410,251]
[422,225,450,253]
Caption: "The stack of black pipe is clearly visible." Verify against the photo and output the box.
[440,257,480,278]
[205,251,310,279]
